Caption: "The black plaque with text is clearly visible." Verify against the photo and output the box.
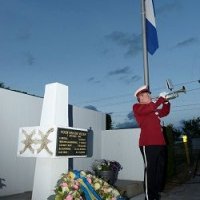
[56,128,88,156]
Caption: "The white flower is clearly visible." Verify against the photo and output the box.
[80,171,86,176]
[112,189,120,196]
[94,182,101,190]
[106,187,113,193]
[97,165,102,170]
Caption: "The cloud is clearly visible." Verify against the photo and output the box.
[156,2,180,15]
[107,66,141,85]
[107,66,131,76]
[84,105,99,111]
[87,66,141,86]
[119,75,141,84]
[104,31,142,57]
[127,111,134,120]
[115,111,138,129]
[115,121,137,129]
[175,37,198,48]
[101,48,111,56]
[17,32,31,41]
[87,77,95,82]
[87,77,101,84]
[24,51,35,66]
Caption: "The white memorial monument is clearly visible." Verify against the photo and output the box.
[17,83,88,200]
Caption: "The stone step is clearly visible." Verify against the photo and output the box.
[115,180,143,198]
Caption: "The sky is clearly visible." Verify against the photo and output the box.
[0,0,200,129]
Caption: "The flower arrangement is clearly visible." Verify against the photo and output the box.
[92,159,123,173]
[54,170,125,200]
[92,160,123,185]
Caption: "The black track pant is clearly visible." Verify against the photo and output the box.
[140,145,167,200]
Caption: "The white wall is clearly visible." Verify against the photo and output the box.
[101,129,144,181]
[0,89,42,196]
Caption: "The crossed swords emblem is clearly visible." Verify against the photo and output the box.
[19,128,54,155]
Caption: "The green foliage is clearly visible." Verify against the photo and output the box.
[92,159,122,173]
[106,114,112,130]
[164,118,200,182]
[166,124,182,141]
[181,117,200,138]
[164,126,176,178]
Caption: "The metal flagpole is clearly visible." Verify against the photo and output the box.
[141,0,150,89]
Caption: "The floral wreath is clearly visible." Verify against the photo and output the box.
[53,170,125,200]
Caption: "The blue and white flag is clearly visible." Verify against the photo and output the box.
[145,0,158,55]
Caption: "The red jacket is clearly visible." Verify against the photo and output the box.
[133,97,170,146]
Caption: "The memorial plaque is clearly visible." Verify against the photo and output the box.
[56,128,88,156]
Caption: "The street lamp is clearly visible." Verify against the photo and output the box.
[182,134,190,165]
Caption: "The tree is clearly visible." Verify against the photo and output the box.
[165,123,182,141]
[106,114,112,130]
[181,117,200,138]
[164,125,176,178]
[0,82,10,89]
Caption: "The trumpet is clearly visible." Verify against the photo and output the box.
[152,86,186,101]
[165,86,186,100]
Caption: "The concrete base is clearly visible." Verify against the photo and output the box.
[115,179,143,198]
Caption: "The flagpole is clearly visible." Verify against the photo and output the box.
[141,0,150,88]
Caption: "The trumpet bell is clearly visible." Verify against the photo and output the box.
[165,86,186,100]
